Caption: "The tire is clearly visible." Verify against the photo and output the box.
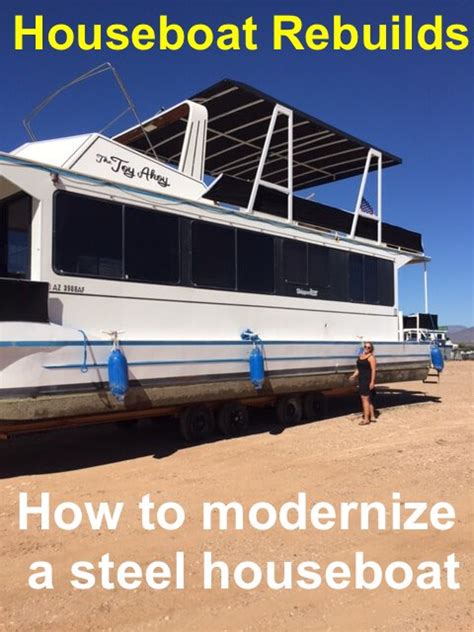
[217,401,249,437]
[303,392,328,421]
[115,420,139,431]
[275,395,303,426]
[179,405,215,442]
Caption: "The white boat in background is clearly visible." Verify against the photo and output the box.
[0,65,431,438]
[403,313,457,360]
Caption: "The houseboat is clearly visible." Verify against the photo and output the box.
[0,69,431,438]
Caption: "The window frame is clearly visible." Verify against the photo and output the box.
[236,227,276,296]
[282,238,309,287]
[348,252,365,303]
[52,191,182,287]
[123,204,182,287]
[51,191,395,307]
[53,190,124,281]
[363,254,379,305]
[190,218,237,291]
[377,257,395,307]
[308,243,331,292]
[0,192,32,280]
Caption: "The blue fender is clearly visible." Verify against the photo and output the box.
[249,345,265,389]
[108,347,129,401]
[430,344,444,372]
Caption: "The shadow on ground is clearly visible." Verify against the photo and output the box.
[0,388,441,478]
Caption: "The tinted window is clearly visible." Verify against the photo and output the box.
[308,244,330,289]
[378,258,394,306]
[284,240,307,285]
[52,192,396,307]
[349,253,364,302]
[364,256,378,304]
[237,230,274,294]
[125,207,179,284]
[192,221,236,289]
[0,195,31,279]
[328,249,348,301]
[54,192,122,278]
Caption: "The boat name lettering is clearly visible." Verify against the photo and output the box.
[50,283,85,294]
[96,154,171,188]
[296,287,319,297]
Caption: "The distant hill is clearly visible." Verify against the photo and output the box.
[447,325,468,334]
[449,327,474,344]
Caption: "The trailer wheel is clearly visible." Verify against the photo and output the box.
[276,395,303,426]
[303,392,328,421]
[179,405,215,442]
[115,420,139,432]
[218,401,249,437]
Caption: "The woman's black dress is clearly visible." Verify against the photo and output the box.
[357,356,373,397]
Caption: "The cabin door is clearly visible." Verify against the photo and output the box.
[0,193,31,280]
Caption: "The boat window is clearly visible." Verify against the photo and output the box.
[377,258,394,306]
[349,253,364,302]
[0,194,31,279]
[328,249,348,302]
[308,244,330,290]
[192,221,236,289]
[364,255,378,304]
[125,207,180,284]
[237,229,274,294]
[54,192,123,279]
[52,192,394,307]
[283,239,308,285]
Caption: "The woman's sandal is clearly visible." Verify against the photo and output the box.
[358,420,371,426]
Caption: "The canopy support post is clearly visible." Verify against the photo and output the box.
[350,148,383,243]
[423,262,429,313]
[247,104,294,222]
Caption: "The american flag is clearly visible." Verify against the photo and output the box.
[360,196,376,216]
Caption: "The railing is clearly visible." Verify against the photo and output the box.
[22,62,158,160]
[246,104,294,223]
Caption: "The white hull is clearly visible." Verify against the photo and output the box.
[1,319,430,425]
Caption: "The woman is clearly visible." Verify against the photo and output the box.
[350,342,377,426]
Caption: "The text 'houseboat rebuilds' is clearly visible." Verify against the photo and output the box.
[0,71,431,438]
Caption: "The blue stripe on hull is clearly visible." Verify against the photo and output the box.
[1,339,430,348]
[43,353,429,371]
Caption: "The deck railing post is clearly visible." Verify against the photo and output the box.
[350,148,383,243]
[246,104,294,223]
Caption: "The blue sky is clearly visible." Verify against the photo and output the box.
[1,0,473,325]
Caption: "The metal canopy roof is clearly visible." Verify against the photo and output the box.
[115,79,402,191]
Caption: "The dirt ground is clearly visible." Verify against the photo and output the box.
[0,362,472,632]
